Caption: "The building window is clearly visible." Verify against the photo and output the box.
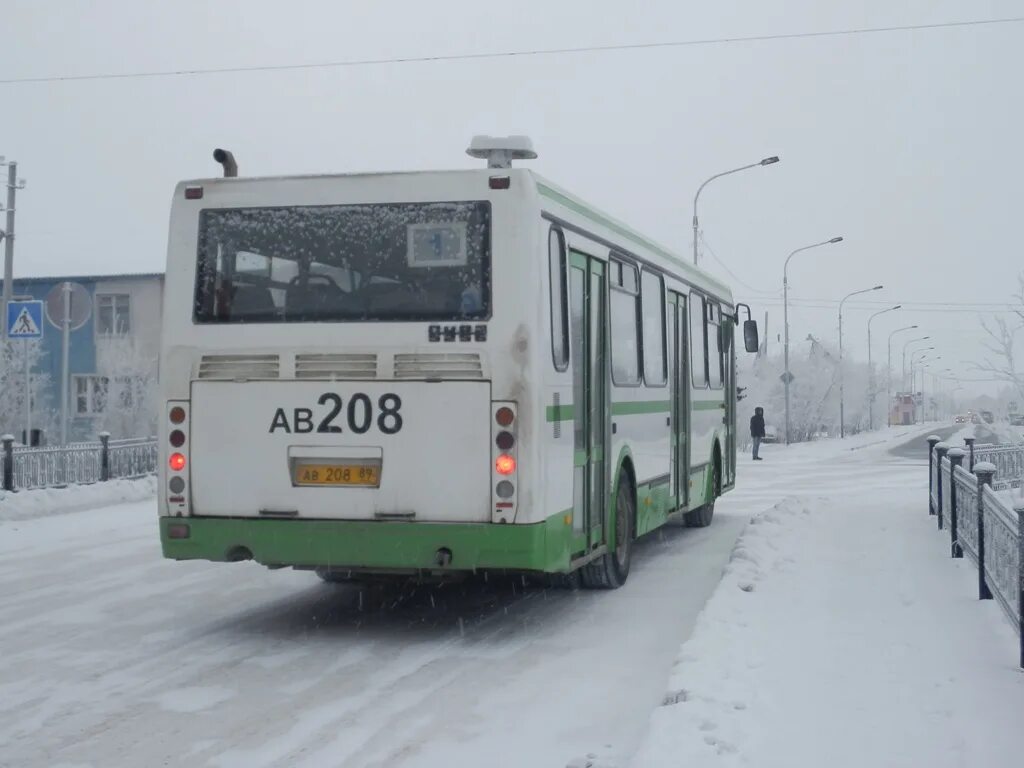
[640,269,666,386]
[548,227,569,371]
[74,376,109,415]
[609,258,640,386]
[96,294,131,335]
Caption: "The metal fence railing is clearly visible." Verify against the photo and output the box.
[1,432,157,492]
[927,434,1024,670]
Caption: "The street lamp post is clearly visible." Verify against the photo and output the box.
[839,284,884,438]
[866,304,901,430]
[910,350,935,423]
[902,338,932,391]
[912,353,940,423]
[783,236,844,444]
[693,156,779,266]
[887,325,918,427]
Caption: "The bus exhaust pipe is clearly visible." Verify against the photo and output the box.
[213,148,238,178]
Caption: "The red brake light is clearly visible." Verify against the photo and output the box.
[184,186,204,200]
[495,407,515,427]
[495,454,516,475]
[169,406,186,424]
[169,453,186,472]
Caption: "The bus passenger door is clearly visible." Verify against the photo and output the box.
[722,321,736,489]
[569,251,607,551]
[669,292,690,510]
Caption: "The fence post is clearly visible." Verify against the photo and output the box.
[1015,498,1024,671]
[2,434,14,492]
[964,436,976,471]
[974,462,995,601]
[947,448,965,555]
[935,443,950,524]
[99,431,111,482]
[927,435,941,515]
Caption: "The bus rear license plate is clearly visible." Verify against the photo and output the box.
[294,464,380,487]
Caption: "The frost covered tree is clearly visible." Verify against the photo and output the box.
[94,337,158,439]
[737,334,875,445]
[975,274,1024,405]
[0,339,52,442]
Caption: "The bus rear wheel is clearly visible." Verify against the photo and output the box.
[581,471,633,589]
[315,567,354,583]
[685,460,719,528]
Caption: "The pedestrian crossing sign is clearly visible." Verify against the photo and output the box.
[6,300,44,339]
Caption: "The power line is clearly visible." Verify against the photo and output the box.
[2,16,1022,85]
[756,300,1020,314]
[698,233,778,296]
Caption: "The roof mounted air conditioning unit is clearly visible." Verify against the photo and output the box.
[466,135,537,169]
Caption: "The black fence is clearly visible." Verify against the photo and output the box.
[928,435,1024,669]
[1,433,157,492]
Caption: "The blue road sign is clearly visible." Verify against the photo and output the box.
[7,300,44,339]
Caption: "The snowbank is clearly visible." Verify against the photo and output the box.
[0,476,156,521]
[631,487,1024,768]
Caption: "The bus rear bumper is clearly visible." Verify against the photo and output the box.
[159,513,572,573]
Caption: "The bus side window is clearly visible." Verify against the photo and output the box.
[640,269,666,386]
[707,302,723,389]
[549,227,569,371]
[690,293,708,388]
[609,258,641,386]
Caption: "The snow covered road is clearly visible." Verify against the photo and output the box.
[2,480,752,767]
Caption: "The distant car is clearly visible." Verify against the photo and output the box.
[1010,415,1024,427]
[762,426,779,444]
[980,410,994,424]
[954,414,969,424]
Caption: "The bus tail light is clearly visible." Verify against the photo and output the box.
[495,454,516,475]
[165,401,191,516]
[491,402,518,523]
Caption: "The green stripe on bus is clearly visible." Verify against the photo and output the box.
[611,400,671,416]
[692,400,725,411]
[547,399,722,421]
[546,403,576,422]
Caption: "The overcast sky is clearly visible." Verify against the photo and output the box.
[1,0,1021,395]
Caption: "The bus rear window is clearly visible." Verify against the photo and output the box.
[193,201,491,323]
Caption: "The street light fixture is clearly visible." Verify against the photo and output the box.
[886,325,918,426]
[902,337,932,391]
[782,235,844,444]
[866,304,901,430]
[839,284,884,438]
[693,156,780,266]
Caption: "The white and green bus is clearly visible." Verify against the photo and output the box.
[158,137,759,588]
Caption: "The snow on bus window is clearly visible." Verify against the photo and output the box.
[194,201,490,323]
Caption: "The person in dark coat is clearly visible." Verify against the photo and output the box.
[750,406,766,460]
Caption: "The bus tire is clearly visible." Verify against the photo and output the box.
[685,460,719,528]
[581,471,634,589]
[315,567,354,583]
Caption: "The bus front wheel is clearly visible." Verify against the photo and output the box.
[581,471,634,589]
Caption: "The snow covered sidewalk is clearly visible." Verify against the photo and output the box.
[0,475,156,521]
[631,482,1024,767]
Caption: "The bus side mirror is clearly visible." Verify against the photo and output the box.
[743,320,759,353]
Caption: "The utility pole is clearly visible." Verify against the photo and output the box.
[2,160,21,340]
